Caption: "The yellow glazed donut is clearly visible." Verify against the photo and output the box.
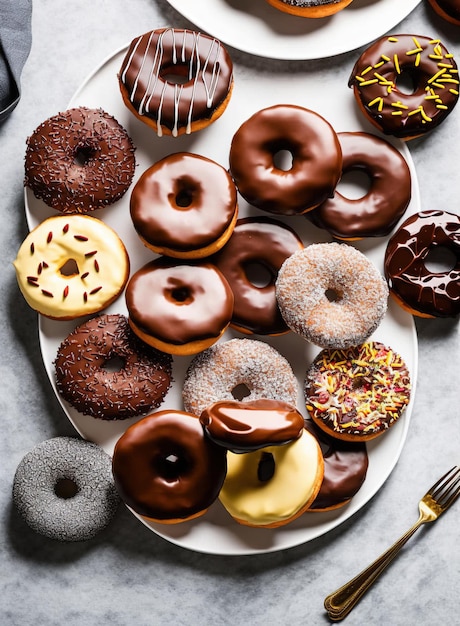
[14,215,129,320]
[219,429,324,528]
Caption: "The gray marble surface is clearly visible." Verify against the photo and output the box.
[1,1,459,624]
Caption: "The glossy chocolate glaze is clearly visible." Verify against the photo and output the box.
[130,152,237,252]
[429,0,460,23]
[308,132,411,239]
[24,107,136,213]
[349,34,459,139]
[54,314,172,420]
[112,410,227,521]
[200,399,305,452]
[303,419,368,510]
[125,259,234,345]
[384,210,460,317]
[229,105,342,215]
[213,217,303,334]
[119,28,233,136]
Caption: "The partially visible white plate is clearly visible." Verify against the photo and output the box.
[25,47,419,555]
[166,0,421,60]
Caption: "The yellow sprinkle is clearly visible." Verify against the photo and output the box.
[391,111,403,116]
[361,65,373,76]
[374,60,385,68]
[428,68,447,84]
[391,100,409,109]
[450,89,459,95]
[406,47,423,56]
[359,78,379,87]
[388,37,398,42]
[436,104,448,110]
[431,82,445,89]
[429,39,441,44]
[381,54,391,62]
[429,54,443,61]
[439,63,454,69]
[368,97,384,111]
[394,53,401,74]
[374,72,393,85]
[412,36,422,48]
[446,53,454,58]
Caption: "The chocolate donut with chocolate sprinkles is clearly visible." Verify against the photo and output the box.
[54,314,172,420]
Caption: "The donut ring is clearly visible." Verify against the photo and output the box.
[303,419,368,511]
[182,338,299,417]
[112,410,227,523]
[24,107,136,213]
[229,104,342,215]
[12,437,120,541]
[384,210,460,318]
[14,214,130,320]
[219,428,324,528]
[54,314,173,420]
[130,152,238,259]
[304,342,411,442]
[213,217,304,335]
[348,34,459,140]
[118,28,234,137]
[308,132,411,240]
[275,243,388,349]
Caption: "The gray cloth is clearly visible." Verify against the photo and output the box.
[0,0,32,122]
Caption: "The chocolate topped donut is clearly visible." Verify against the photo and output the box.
[200,399,305,453]
[384,210,460,318]
[118,28,234,137]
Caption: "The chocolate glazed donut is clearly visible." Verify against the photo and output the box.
[384,210,460,318]
[303,419,368,511]
[308,132,411,240]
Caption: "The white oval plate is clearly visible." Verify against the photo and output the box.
[166,0,421,60]
[25,47,418,555]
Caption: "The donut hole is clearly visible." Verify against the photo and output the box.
[171,178,198,209]
[74,144,96,167]
[244,261,274,288]
[325,288,342,303]
[54,477,79,499]
[161,64,193,85]
[232,383,251,400]
[257,452,275,482]
[155,452,188,481]
[424,246,457,273]
[102,355,126,373]
[335,168,372,200]
[168,286,193,305]
[59,258,79,277]
[395,68,419,95]
[273,149,294,172]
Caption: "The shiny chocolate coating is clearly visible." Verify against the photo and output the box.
[125,258,234,345]
[130,152,237,255]
[54,314,172,420]
[303,419,368,511]
[213,217,303,334]
[384,210,460,317]
[229,105,342,215]
[349,34,459,139]
[119,28,233,136]
[200,399,305,453]
[24,107,136,213]
[112,410,227,521]
[428,0,460,24]
[308,132,411,239]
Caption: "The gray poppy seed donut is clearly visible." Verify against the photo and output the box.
[182,338,299,417]
[12,437,120,541]
[275,243,388,349]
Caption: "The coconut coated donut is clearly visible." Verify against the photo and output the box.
[275,243,388,349]
[125,258,233,355]
[13,214,130,320]
[348,34,459,140]
[118,28,234,137]
[182,338,299,417]
[130,152,238,259]
[304,342,411,442]
[428,0,460,25]
[24,107,136,213]
[200,399,305,453]
[229,105,342,215]
[54,314,173,420]
[112,410,227,523]
[308,132,411,240]
[384,210,460,318]
[219,428,324,528]
[212,217,304,335]
[12,437,120,541]
[303,419,368,511]
[265,0,354,18]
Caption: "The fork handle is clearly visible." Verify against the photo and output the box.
[324,517,424,621]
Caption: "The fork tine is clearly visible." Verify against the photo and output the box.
[429,466,460,507]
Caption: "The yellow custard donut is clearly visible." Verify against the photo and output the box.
[219,429,324,528]
[14,215,129,320]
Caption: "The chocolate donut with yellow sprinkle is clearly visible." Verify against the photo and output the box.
[304,342,411,442]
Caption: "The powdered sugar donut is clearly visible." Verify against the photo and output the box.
[182,338,299,417]
[275,243,388,349]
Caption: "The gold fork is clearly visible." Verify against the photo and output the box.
[324,465,460,622]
